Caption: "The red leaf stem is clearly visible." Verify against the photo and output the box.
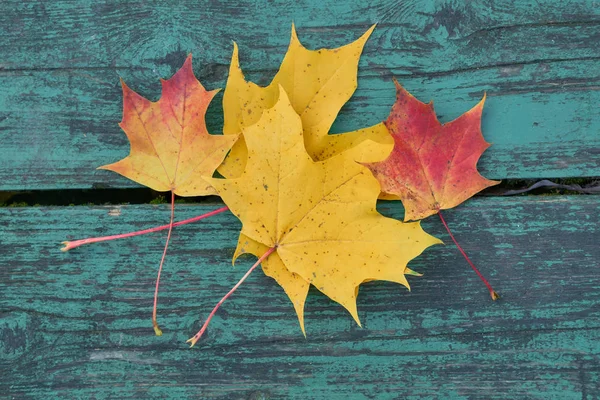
[61,206,229,251]
[438,211,499,300]
[187,246,277,347]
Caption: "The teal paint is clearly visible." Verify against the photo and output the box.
[1,0,599,397]
[0,0,598,190]
[1,197,599,397]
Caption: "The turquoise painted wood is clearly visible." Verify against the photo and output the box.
[0,0,599,190]
[1,197,599,398]
[1,1,600,399]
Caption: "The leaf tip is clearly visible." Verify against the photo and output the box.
[364,23,377,37]
[228,41,244,78]
[290,21,298,42]
[119,77,132,94]
[352,23,376,47]
[60,241,71,252]
[287,21,302,50]
[96,161,117,172]
[475,91,487,111]
[348,305,362,328]
[184,53,193,67]
[491,291,500,301]
[391,80,416,104]
[405,268,423,277]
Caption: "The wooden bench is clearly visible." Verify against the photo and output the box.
[2,1,599,398]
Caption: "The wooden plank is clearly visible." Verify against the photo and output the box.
[2,0,598,73]
[0,0,599,190]
[1,196,599,398]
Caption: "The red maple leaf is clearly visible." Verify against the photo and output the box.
[366,80,499,222]
[366,81,501,300]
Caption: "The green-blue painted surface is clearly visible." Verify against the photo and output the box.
[0,0,599,190]
[1,1,599,398]
[1,197,599,398]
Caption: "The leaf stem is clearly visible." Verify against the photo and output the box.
[61,206,229,251]
[152,190,175,336]
[187,246,277,348]
[438,211,499,300]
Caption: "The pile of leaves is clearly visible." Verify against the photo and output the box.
[63,25,499,347]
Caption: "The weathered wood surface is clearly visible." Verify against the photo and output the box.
[1,197,599,399]
[1,0,599,399]
[1,0,599,190]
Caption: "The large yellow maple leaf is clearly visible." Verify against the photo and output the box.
[218,24,393,178]
[209,87,440,333]
[100,55,238,196]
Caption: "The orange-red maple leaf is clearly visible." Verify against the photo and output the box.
[97,55,238,336]
[99,55,238,196]
[365,81,500,221]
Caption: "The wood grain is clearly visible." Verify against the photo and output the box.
[1,1,599,398]
[1,197,599,398]
[0,0,599,190]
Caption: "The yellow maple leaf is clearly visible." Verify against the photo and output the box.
[99,55,238,196]
[218,24,393,178]
[209,87,440,333]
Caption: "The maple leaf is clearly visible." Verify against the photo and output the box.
[97,55,238,335]
[206,87,440,334]
[365,81,500,222]
[218,24,393,178]
[365,81,501,300]
[99,55,238,196]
